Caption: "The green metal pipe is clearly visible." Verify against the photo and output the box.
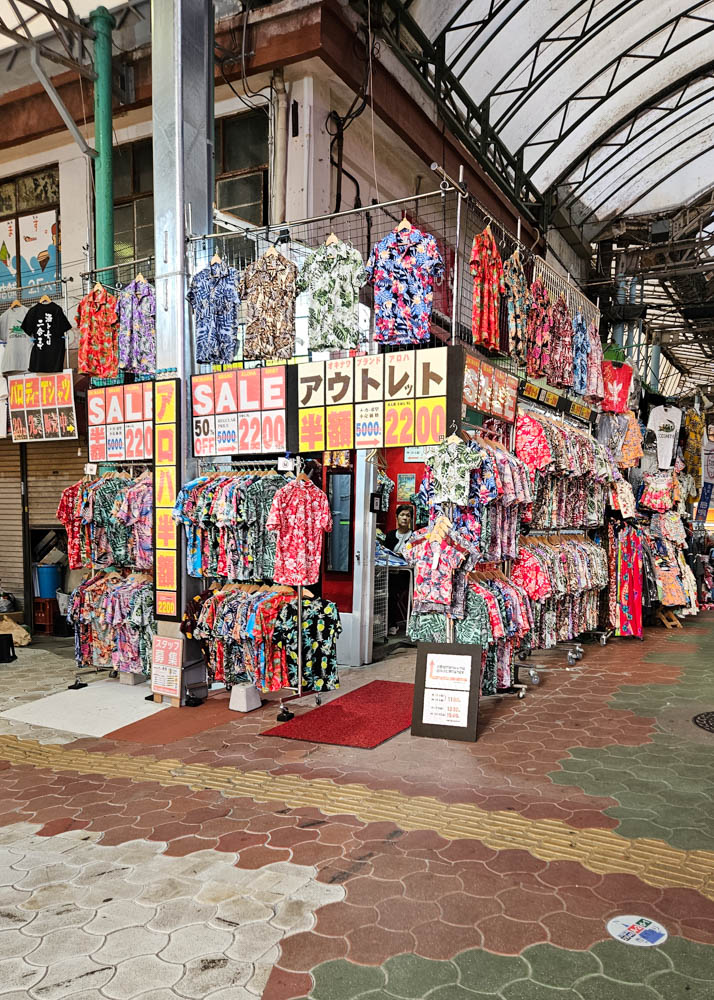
[90,6,115,272]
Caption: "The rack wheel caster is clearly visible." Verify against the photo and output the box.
[277,707,294,722]
[518,650,528,661]
[567,652,577,666]
[108,670,118,679]
[529,669,541,685]
[600,635,608,646]
[518,688,526,699]
[315,694,322,706]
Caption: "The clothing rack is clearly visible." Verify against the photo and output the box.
[532,254,601,330]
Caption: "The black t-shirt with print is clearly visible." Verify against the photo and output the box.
[23,302,72,373]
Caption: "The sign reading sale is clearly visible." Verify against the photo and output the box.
[87,382,153,462]
[190,368,287,457]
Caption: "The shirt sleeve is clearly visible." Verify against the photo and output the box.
[265,492,281,533]
[56,307,72,334]
[318,493,333,533]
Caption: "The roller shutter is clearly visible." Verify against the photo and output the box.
[26,438,88,527]
[0,440,23,605]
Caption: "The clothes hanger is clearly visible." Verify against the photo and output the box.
[264,244,279,257]
[135,272,145,284]
[210,252,222,264]
[9,296,21,309]
[39,294,51,303]
[325,232,340,246]
[396,214,412,233]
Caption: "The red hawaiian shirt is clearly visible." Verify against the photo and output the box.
[76,286,119,378]
[266,480,332,585]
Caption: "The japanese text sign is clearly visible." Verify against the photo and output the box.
[150,635,183,698]
[153,379,181,622]
[411,642,481,742]
[191,368,287,457]
[295,347,449,451]
[8,370,77,443]
[460,349,518,425]
[87,382,153,462]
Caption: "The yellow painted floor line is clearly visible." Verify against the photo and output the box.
[1,733,714,898]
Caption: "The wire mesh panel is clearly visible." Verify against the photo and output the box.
[373,564,389,647]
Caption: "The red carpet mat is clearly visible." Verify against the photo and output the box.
[260,680,414,749]
[106,694,234,745]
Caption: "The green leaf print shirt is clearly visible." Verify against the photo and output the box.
[297,239,367,351]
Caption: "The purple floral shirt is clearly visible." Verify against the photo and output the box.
[117,278,156,374]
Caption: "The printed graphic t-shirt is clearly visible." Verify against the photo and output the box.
[0,304,31,374]
[647,405,682,470]
[23,301,72,373]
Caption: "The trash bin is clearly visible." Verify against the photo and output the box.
[36,565,62,599]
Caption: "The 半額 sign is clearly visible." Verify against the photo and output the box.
[86,381,153,462]
[190,367,289,457]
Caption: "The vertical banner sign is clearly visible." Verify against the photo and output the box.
[700,414,714,523]
[153,379,181,621]
[87,382,153,462]
[8,371,78,442]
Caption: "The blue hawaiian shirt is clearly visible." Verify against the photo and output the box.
[187,260,241,364]
[366,227,444,344]
[572,311,590,396]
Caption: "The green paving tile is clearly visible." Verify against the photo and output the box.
[454,952,529,993]
[590,940,671,983]
[661,937,714,980]
[573,977,660,1000]
[423,988,494,1000]
[500,981,580,1000]
[383,955,458,998]
[522,944,601,987]
[311,960,386,1000]
[646,971,714,999]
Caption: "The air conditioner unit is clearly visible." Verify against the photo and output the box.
[649,219,671,243]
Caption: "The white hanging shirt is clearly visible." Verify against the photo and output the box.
[647,405,682,470]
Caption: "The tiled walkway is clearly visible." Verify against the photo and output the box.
[0,617,712,998]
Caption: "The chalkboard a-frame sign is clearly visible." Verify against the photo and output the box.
[411,642,481,742]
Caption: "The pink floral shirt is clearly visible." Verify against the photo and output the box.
[404,529,467,606]
[266,480,332,585]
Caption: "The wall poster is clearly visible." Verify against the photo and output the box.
[8,370,77,442]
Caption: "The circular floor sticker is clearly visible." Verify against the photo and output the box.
[607,915,668,947]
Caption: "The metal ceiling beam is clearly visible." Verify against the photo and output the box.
[361,0,544,226]
[0,18,95,77]
[17,0,95,39]
[521,2,714,174]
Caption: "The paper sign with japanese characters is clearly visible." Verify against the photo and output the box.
[296,347,448,451]
[191,368,286,456]
[8,370,77,443]
[87,382,153,462]
[151,636,183,698]
[153,379,181,622]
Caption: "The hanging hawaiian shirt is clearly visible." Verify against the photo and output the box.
[546,295,574,389]
[187,260,241,365]
[56,481,84,570]
[115,478,153,569]
[571,312,589,395]
[366,225,444,344]
[297,239,367,351]
[585,320,605,403]
[240,250,297,360]
[470,227,505,350]
[274,597,342,693]
[76,286,118,378]
[525,278,552,378]
[244,474,289,580]
[683,408,705,489]
[601,361,633,414]
[117,278,156,374]
[503,252,530,363]
[266,479,332,585]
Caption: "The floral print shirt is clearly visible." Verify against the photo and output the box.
[470,227,505,350]
[547,295,574,388]
[117,278,156,374]
[366,225,444,344]
[274,597,341,693]
[240,251,297,360]
[115,477,153,569]
[76,287,118,378]
[404,528,467,606]
[297,239,367,350]
[526,278,552,378]
[683,408,705,488]
[244,473,290,580]
[585,321,605,403]
[56,481,84,570]
[188,260,241,365]
[503,252,530,362]
[572,312,589,395]
[429,440,478,505]
[266,479,332,585]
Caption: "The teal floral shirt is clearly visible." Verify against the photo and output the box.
[297,239,367,351]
